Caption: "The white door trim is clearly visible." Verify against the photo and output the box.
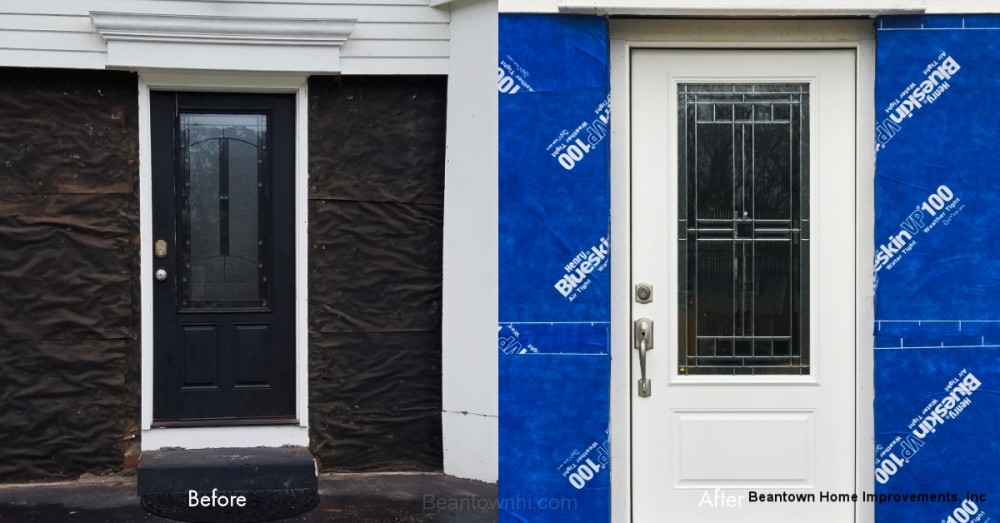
[138,71,311,450]
[608,19,876,523]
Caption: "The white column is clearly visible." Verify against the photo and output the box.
[441,0,498,483]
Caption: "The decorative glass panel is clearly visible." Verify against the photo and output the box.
[179,113,269,309]
[677,84,810,375]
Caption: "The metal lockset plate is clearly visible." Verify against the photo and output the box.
[635,283,653,303]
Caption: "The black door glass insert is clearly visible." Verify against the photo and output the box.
[677,83,810,376]
[179,113,270,310]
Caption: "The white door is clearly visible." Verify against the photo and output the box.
[630,49,856,522]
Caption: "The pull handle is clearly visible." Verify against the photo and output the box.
[634,318,653,397]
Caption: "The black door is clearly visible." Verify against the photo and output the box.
[151,92,296,423]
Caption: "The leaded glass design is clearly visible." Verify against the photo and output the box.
[179,113,270,309]
[677,83,810,375]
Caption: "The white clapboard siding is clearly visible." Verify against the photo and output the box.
[350,22,450,40]
[0,2,449,22]
[0,14,96,33]
[0,49,107,69]
[339,56,448,74]
[0,29,106,52]
[0,0,451,74]
[341,39,449,57]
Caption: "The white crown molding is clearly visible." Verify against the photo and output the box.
[90,12,356,73]
[90,12,355,46]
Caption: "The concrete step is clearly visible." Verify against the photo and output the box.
[137,447,317,495]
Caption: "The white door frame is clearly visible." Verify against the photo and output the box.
[138,71,311,450]
[608,19,876,523]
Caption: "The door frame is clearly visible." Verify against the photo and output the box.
[138,71,310,450]
[608,19,876,523]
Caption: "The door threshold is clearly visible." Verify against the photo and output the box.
[142,425,309,451]
[151,417,298,428]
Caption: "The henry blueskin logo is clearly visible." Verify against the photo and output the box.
[553,237,609,301]
[558,433,609,490]
[877,53,960,150]
[546,95,610,171]
[499,55,534,94]
[874,369,980,485]
[873,184,963,278]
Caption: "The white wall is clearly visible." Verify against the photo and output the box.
[441,0,499,483]
[0,0,449,74]
[927,0,1000,12]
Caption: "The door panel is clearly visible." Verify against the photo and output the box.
[672,410,814,487]
[151,92,296,423]
[631,49,856,522]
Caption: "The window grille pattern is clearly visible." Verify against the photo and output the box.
[677,83,810,375]
[179,113,270,309]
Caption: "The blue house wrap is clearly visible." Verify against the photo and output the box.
[874,15,1000,523]
[498,12,1000,523]
[498,14,611,523]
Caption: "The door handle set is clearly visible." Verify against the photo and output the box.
[634,282,654,398]
[634,317,653,397]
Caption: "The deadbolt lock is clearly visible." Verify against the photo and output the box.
[635,283,653,303]
[154,240,168,258]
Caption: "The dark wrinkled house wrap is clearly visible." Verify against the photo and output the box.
[0,69,141,481]
[308,75,446,471]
